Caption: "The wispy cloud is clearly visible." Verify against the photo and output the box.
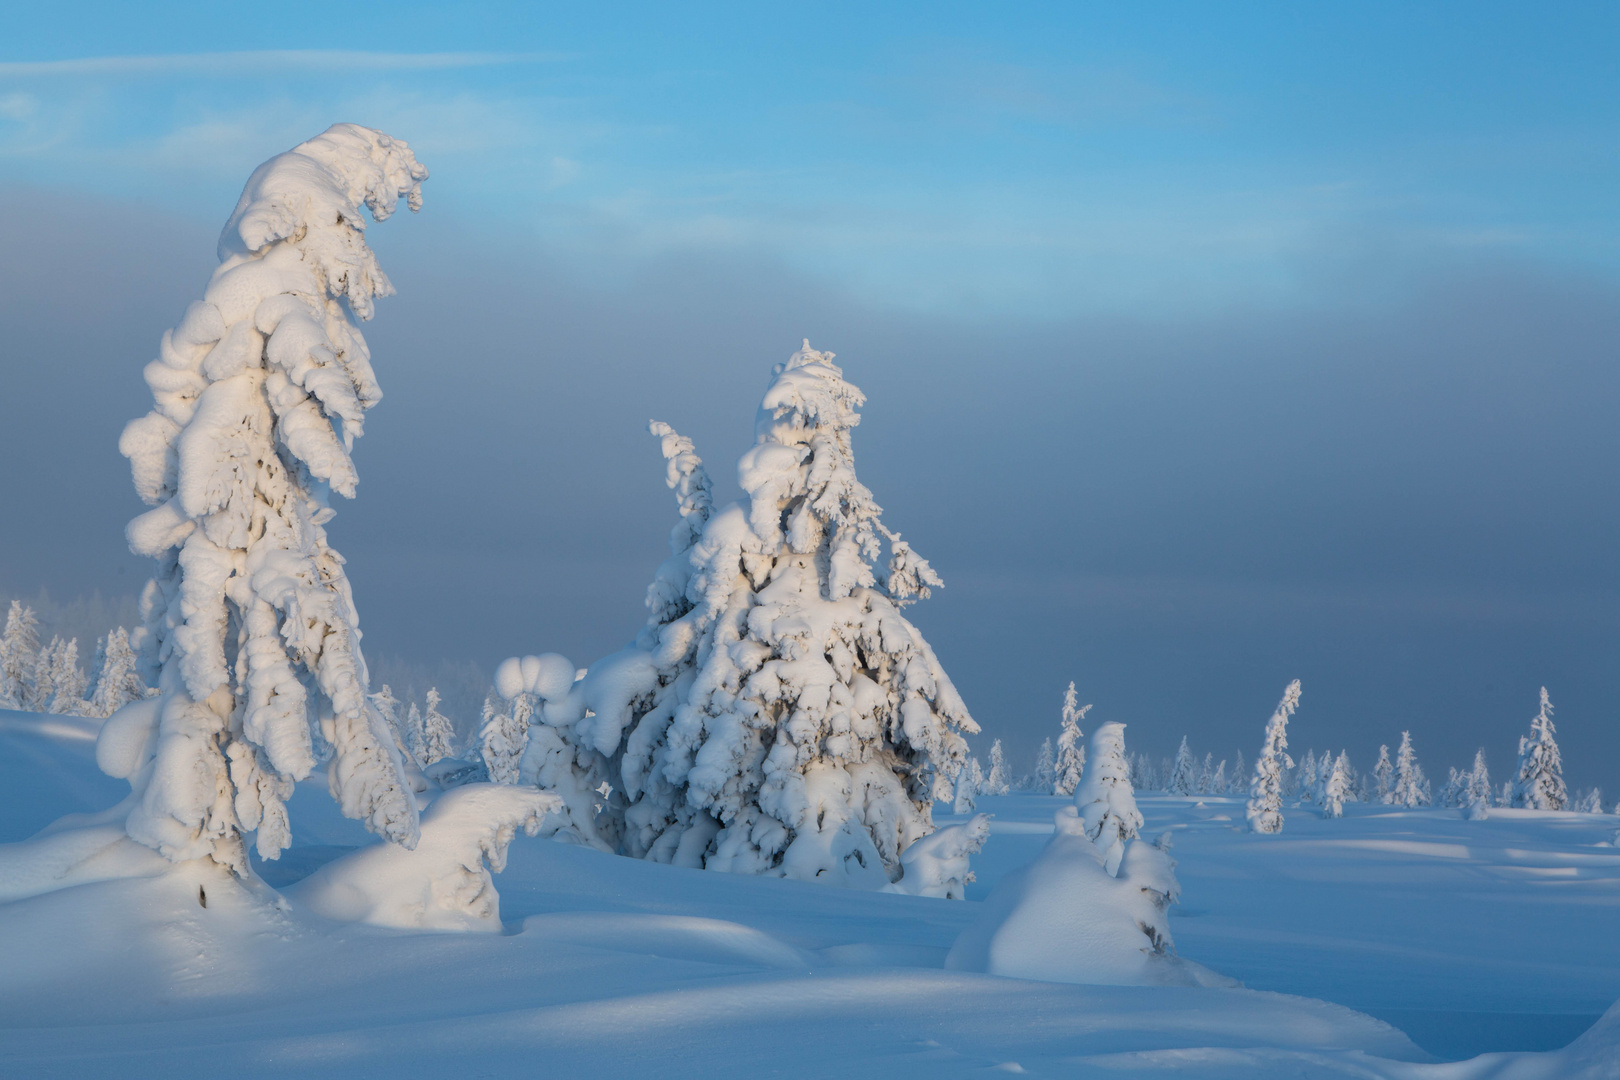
[0,51,569,79]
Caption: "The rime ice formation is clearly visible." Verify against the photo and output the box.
[496,342,977,888]
[106,124,428,871]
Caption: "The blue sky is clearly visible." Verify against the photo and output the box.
[3,5,1620,784]
[2,2,1616,316]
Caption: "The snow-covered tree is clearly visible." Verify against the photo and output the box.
[1391,731,1428,807]
[45,637,88,715]
[1575,788,1605,814]
[85,627,147,719]
[1197,752,1214,795]
[1297,749,1319,804]
[1227,750,1246,794]
[1032,737,1056,794]
[1053,682,1089,796]
[369,684,408,762]
[1167,737,1196,796]
[420,687,456,766]
[479,690,528,785]
[984,739,1011,796]
[1073,721,1143,874]
[1318,750,1353,818]
[1372,745,1394,805]
[1245,680,1300,835]
[1511,687,1567,811]
[558,342,976,887]
[1210,759,1227,795]
[1464,748,1492,820]
[103,125,428,871]
[0,601,40,709]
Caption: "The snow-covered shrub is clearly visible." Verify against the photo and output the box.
[1167,737,1196,796]
[984,739,1011,796]
[952,758,981,814]
[486,651,623,852]
[884,813,990,899]
[1053,682,1089,796]
[1511,687,1567,811]
[944,805,1223,987]
[573,342,977,887]
[106,124,428,871]
[1245,680,1300,834]
[289,784,560,932]
[1072,721,1142,874]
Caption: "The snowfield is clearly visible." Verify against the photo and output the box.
[3,707,1618,1078]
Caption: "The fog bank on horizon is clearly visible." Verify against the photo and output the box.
[1,186,1618,790]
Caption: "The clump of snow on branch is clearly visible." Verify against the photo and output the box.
[1246,679,1300,834]
[106,124,427,872]
[289,784,560,932]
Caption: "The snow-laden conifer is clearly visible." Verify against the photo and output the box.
[1245,680,1300,835]
[1464,749,1492,820]
[479,690,528,786]
[985,740,1011,796]
[1372,745,1394,804]
[564,342,976,887]
[420,688,456,766]
[1053,683,1089,796]
[1167,737,1196,796]
[1575,788,1604,814]
[86,627,147,719]
[45,638,87,715]
[1318,750,1353,818]
[1072,721,1142,873]
[1392,731,1428,808]
[1227,750,1246,794]
[1032,738,1055,794]
[1297,750,1318,804]
[1511,688,1567,811]
[1198,752,1214,795]
[1210,759,1227,795]
[0,601,40,709]
[105,124,427,870]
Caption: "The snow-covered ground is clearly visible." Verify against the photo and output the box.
[3,707,1618,1078]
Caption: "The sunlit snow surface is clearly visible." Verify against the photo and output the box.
[3,707,1618,1078]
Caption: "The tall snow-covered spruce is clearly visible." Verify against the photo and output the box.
[1511,687,1567,811]
[565,341,978,888]
[104,125,428,871]
[1246,679,1300,834]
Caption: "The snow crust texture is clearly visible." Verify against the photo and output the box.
[111,124,428,871]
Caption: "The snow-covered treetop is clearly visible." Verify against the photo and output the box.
[219,123,427,320]
[741,341,942,604]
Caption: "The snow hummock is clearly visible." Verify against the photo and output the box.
[289,783,561,932]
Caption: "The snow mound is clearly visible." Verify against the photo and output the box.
[0,822,169,903]
[289,784,561,932]
[521,911,812,969]
[885,812,990,899]
[945,807,1232,988]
